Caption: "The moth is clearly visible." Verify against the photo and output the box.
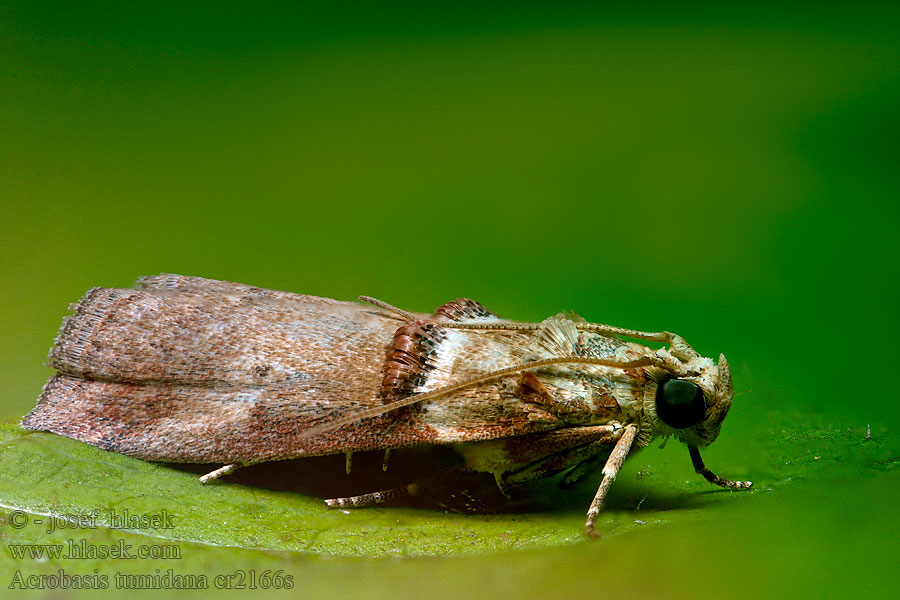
[22,274,751,537]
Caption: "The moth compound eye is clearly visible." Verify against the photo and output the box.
[655,379,706,429]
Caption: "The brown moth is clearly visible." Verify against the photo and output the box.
[22,274,751,537]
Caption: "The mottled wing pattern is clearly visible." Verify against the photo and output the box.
[23,275,565,463]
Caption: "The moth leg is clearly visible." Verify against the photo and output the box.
[584,424,638,539]
[325,482,419,509]
[199,463,241,484]
[501,430,622,488]
[559,455,602,489]
[688,446,752,490]
[459,425,622,494]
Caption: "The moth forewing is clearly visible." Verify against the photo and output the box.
[22,274,751,541]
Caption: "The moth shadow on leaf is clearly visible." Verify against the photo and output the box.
[166,446,722,517]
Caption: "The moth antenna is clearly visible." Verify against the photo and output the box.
[688,445,752,490]
[441,321,541,331]
[358,296,417,321]
[297,355,657,442]
[441,320,668,339]
[574,323,671,343]
[443,320,695,355]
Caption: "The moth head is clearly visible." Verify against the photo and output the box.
[649,353,733,448]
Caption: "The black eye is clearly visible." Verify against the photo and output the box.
[655,379,706,429]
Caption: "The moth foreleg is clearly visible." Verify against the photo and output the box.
[688,445,752,490]
[199,463,241,484]
[584,424,638,539]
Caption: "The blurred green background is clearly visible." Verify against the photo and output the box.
[1,2,898,598]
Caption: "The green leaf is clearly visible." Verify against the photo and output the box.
[0,424,665,558]
[2,413,898,599]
